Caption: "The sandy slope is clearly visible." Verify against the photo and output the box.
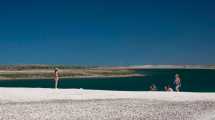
[0,88,215,120]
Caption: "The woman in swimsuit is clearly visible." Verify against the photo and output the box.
[54,68,59,89]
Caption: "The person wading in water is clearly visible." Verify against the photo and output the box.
[174,74,181,92]
[54,68,59,89]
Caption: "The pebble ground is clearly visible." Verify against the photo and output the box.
[0,99,215,120]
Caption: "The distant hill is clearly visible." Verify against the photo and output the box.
[109,65,215,69]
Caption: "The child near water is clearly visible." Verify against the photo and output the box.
[149,84,157,91]
[164,85,173,92]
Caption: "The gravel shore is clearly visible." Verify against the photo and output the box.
[0,88,215,120]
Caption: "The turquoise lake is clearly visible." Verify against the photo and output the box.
[0,69,214,92]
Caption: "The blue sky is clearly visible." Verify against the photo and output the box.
[0,0,214,65]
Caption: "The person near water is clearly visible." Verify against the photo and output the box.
[54,68,59,89]
[164,85,173,92]
[149,84,157,91]
[167,85,174,91]
[164,86,168,91]
[174,74,181,92]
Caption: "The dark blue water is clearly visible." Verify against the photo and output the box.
[0,69,214,92]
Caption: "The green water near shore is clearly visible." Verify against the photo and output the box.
[0,69,214,92]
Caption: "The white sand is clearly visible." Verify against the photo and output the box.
[0,87,215,103]
[0,88,215,120]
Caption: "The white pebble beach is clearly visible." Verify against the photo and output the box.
[0,88,215,120]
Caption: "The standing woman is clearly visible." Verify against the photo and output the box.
[174,74,181,92]
[54,68,59,89]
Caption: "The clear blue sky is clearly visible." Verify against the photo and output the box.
[0,0,214,65]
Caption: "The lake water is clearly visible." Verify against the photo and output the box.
[0,69,214,92]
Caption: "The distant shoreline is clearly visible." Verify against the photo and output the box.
[0,74,144,81]
[0,64,214,80]
[0,64,215,70]
[107,65,215,70]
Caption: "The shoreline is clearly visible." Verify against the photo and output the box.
[1,87,215,102]
[0,74,144,81]
[0,65,214,80]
